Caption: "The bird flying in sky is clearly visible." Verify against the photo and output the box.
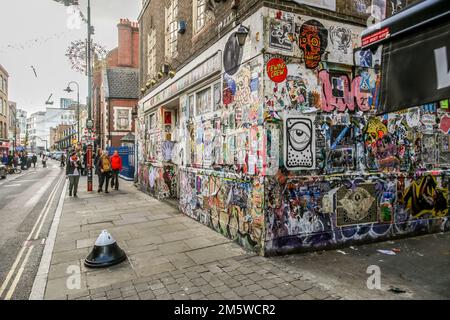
[31,65,38,77]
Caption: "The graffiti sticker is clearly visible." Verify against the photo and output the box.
[266,57,288,83]
[269,17,294,51]
[337,183,378,226]
[284,114,316,170]
[298,19,328,69]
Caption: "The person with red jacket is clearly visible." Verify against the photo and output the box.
[110,150,123,190]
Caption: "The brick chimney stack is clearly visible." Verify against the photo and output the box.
[117,18,139,68]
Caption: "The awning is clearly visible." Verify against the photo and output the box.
[361,0,450,114]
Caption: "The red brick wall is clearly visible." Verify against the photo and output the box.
[118,19,133,67]
[106,98,137,147]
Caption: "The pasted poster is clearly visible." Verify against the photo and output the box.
[298,19,328,69]
[114,107,131,131]
[284,113,316,170]
[337,183,378,226]
[269,17,294,51]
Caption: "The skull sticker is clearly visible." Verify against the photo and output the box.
[299,20,328,69]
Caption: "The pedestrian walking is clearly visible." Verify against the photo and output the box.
[20,153,27,170]
[83,152,87,176]
[66,151,82,197]
[97,150,112,193]
[2,152,8,165]
[94,148,102,187]
[32,154,37,168]
[60,153,66,167]
[42,154,47,168]
[110,150,122,191]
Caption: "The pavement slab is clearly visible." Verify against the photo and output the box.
[41,176,449,300]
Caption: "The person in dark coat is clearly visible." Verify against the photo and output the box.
[32,154,37,168]
[94,148,102,186]
[20,153,27,170]
[66,151,82,197]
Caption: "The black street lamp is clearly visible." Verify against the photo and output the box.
[57,0,94,192]
[64,81,80,143]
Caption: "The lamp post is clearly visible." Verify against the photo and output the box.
[59,0,94,191]
[64,81,80,144]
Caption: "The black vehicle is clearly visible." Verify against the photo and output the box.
[0,164,6,179]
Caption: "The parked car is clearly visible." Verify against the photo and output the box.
[0,163,6,179]
[54,152,65,161]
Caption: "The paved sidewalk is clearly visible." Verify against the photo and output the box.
[43,176,339,300]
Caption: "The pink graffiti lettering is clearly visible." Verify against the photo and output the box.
[319,70,374,112]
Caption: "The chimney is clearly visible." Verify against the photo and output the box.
[117,18,132,67]
[131,22,140,68]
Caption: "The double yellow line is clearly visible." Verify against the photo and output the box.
[0,174,64,300]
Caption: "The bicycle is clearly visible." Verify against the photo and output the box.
[6,165,22,174]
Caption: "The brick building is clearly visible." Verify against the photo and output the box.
[0,64,9,155]
[136,0,445,256]
[93,19,140,149]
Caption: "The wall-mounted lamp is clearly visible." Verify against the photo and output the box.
[161,64,170,75]
[235,24,250,47]
[178,20,187,34]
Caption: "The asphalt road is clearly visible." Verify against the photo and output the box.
[272,232,450,299]
[0,160,65,300]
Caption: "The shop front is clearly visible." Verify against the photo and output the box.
[138,5,449,256]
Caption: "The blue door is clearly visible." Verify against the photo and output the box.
[107,146,135,180]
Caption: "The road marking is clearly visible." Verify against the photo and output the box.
[28,176,63,241]
[30,179,68,300]
[4,245,34,300]
[24,179,53,208]
[0,247,26,298]
[0,173,63,299]
[33,176,64,240]
[2,184,22,187]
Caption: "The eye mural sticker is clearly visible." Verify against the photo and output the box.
[298,19,328,69]
[284,113,316,170]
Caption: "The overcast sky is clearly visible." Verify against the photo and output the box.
[0,0,141,115]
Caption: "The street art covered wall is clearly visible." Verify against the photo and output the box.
[261,9,449,255]
[139,7,450,256]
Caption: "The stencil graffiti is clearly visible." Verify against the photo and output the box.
[299,20,328,69]
[223,32,244,76]
[329,26,352,54]
[284,114,315,170]
[269,17,294,51]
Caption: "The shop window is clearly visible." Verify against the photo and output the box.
[188,94,194,119]
[147,29,156,78]
[165,0,178,59]
[195,87,212,116]
[213,82,222,111]
[149,113,156,129]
